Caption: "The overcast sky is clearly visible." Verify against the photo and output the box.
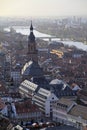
[0,0,87,17]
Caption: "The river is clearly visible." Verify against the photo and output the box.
[4,26,51,38]
[4,26,87,51]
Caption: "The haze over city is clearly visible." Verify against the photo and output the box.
[0,0,87,17]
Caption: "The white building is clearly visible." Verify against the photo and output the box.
[68,105,87,129]
[53,98,76,124]
[12,125,23,130]
[52,98,87,129]
[33,87,58,117]
[19,80,38,98]
[19,80,58,117]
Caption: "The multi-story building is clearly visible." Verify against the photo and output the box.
[19,80,38,99]
[1,96,41,122]
[68,105,87,129]
[19,80,58,117]
[15,99,42,121]
[53,98,87,130]
[33,87,58,117]
[53,98,76,124]
[11,64,21,86]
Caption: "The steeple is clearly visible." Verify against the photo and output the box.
[30,21,33,31]
[28,21,35,43]
[27,21,38,63]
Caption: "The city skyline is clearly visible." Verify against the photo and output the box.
[0,0,87,17]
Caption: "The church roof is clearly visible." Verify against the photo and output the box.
[22,61,44,78]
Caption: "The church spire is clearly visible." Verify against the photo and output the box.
[30,21,33,31]
[28,21,35,43]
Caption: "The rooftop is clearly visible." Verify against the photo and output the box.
[68,105,87,120]
[50,79,63,85]
[57,97,75,108]
[22,60,44,78]
[38,87,51,97]
[15,99,40,114]
[40,125,80,130]
[20,79,38,91]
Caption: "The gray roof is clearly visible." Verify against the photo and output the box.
[56,97,75,108]
[49,79,76,98]
[37,87,51,97]
[68,105,87,120]
[50,79,63,85]
[22,61,44,78]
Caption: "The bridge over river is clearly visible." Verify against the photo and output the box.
[37,36,62,42]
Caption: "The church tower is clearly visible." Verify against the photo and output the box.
[27,21,38,62]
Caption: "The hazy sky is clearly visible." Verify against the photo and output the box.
[0,0,87,17]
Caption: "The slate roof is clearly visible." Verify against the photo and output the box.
[49,79,77,98]
[22,61,44,78]
[32,77,49,87]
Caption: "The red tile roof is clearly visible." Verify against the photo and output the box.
[15,100,40,114]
